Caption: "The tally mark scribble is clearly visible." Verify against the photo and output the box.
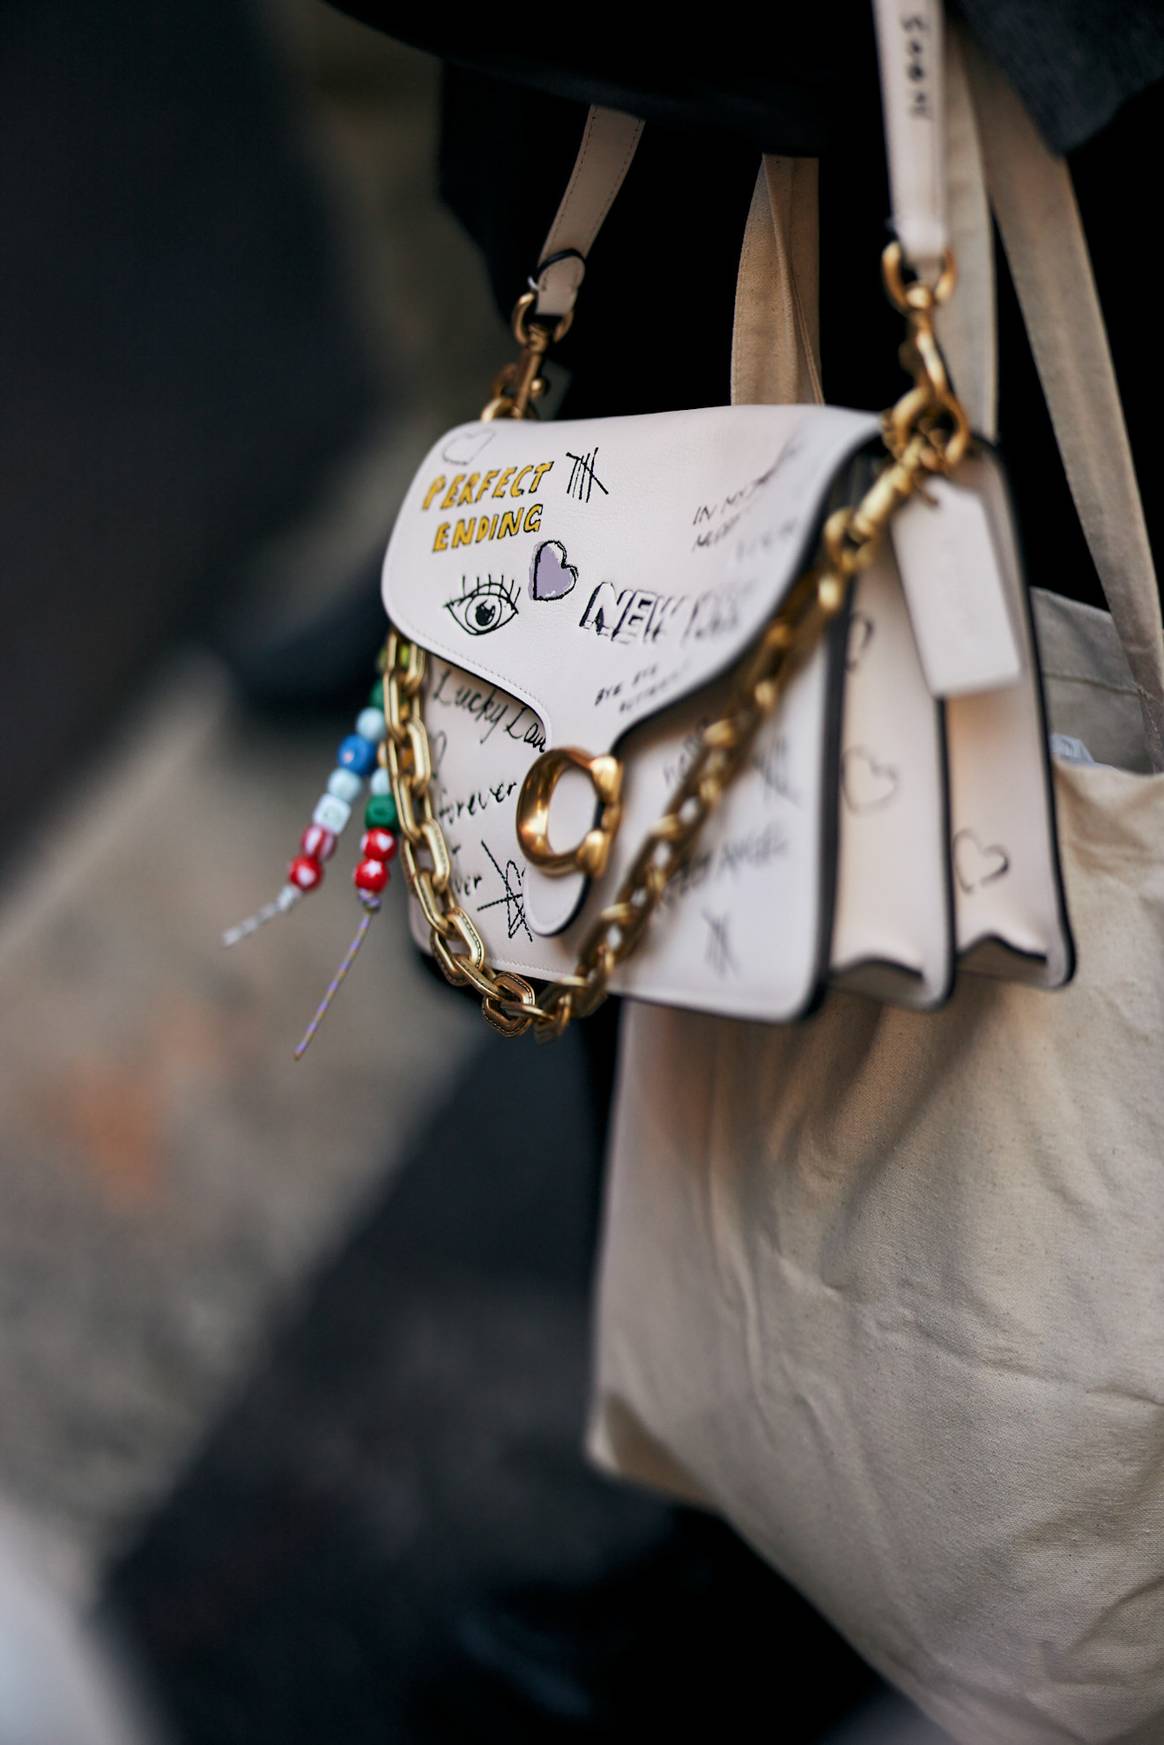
[479,840,533,942]
[565,447,609,504]
[702,910,739,979]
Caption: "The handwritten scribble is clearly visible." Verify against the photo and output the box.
[479,840,533,942]
[565,447,609,504]
[702,910,739,979]
[846,610,875,673]
[750,735,802,807]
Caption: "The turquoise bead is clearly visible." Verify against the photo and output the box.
[327,767,362,803]
[365,793,397,830]
[356,707,386,744]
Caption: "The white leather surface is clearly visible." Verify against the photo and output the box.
[831,547,953,1008]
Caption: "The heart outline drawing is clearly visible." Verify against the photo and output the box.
[953,828,1011,893]
[841,747,900,813]
[530,539,579,602]
[441,426,495,467]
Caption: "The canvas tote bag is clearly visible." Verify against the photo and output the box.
[586,36,1164,1745]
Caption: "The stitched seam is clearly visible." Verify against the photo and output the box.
[587,120,644,249]
[544,106,598,254]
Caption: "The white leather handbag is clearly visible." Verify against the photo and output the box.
[375,3,1113,1041]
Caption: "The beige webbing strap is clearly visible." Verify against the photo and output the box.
[964,41,1164,768]
[731,158,824,408]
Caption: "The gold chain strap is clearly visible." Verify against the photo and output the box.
[383,245,969,1040]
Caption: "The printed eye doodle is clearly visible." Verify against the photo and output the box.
[445,574,520,637]
[530,539,579,602]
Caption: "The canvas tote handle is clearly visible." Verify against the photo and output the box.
[964,44,1164,766]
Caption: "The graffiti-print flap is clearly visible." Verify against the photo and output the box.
[381,404,880,752]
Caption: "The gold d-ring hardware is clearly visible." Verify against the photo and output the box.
[516,747,624,878]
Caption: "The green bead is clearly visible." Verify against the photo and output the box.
[365,794,397,829]
[368,678,384,708]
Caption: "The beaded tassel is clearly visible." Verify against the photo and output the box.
[222,681,390,948]
[294,807,399,1059]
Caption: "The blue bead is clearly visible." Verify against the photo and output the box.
[337,733,377,776]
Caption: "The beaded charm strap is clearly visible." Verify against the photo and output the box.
[222,671,399,1055]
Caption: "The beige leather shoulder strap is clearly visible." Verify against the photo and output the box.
[531,107,644,319]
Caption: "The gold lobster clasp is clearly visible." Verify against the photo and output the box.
[516,746,623,878]
[880,242,970,475]
[481,292,573,422]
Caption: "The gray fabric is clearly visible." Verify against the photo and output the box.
[955,0,1164,151]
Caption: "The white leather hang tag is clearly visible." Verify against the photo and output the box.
[891,475,1023,697]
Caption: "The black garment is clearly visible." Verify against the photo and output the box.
[331,4,1161,618]
[332,3,1164,154]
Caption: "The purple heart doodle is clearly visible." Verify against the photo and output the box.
[530,539,578,602]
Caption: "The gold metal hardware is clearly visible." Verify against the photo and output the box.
[516,747,624,878]
[480,291,573,422]
[384,244,973,1040]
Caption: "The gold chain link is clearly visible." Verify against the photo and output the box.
[384,244,968,1040]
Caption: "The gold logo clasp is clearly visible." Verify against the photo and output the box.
[516,746,623,878]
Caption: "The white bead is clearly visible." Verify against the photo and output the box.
[356,707,386,744]
[370,766,390,795]
[313,793,351,833]
[327,767,362,802]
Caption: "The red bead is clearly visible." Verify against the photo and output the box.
[301,824,337,862]
[288,854,324,892]
[353,857,389,894]
[360,828,397,863]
